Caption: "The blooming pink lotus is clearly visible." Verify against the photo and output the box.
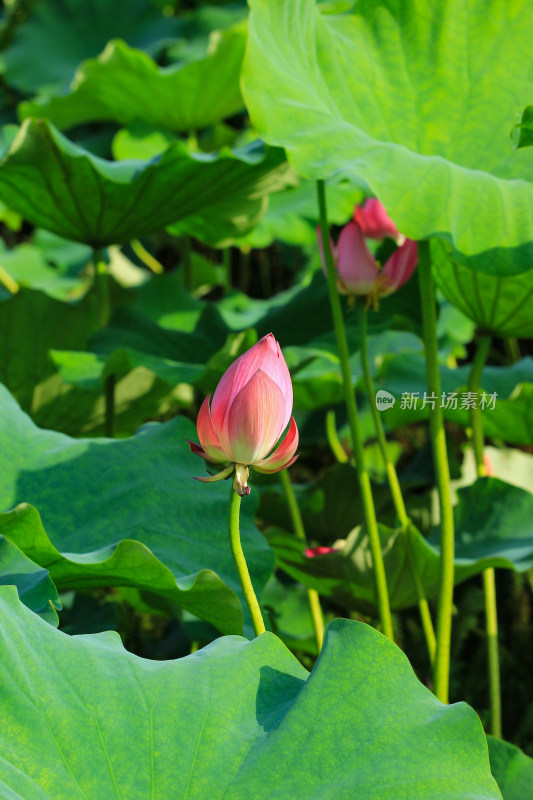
[188,333,298,496]
[318,221,418,306]
[353,198,402,242]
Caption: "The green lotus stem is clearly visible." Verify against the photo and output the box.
[93,248,110,329]
[316,179,394,641]
[418,240,455,703]
[93,248,116,437]
[325,409,349,464]
[359,307,436,665]
[504,336,521,363]
[469,336,492,475]
[482,568,501,736]
[228,486,266,637]
[130,239,164,274]
[279,468,325,650]
[469,334,501,738]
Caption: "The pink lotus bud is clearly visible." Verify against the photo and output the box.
[305,546,337,558]
[353,198,400,241]
[317,222,418,303]
[188,333,298,496]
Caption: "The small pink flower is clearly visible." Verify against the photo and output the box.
[318,221,418,305]
[305,546,337,558]
[188,333,298,496]
[353,198,401,242]
[483,454,493,477]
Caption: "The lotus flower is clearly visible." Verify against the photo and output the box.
[318,221,418,306]
[353,198,402,242]
[305,546,337,558]
[188,333,298,496]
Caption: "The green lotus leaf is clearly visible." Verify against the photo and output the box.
[0,287,97,412]
[0,535,60,625]
[266,473,533,614]
[0,242,90,301]
[488,737,533,800]
[0,585,501,799]
[50,316,257,398]
[431,239,533,338]
[1,0,177,94]
[242,0,533,275]
[0,385,273,634]
[20,27,246,133]
[0,118,290,247]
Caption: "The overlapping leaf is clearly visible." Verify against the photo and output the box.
[0,536,60,625]
[431,240,533,338]
[0,119,290,247]
[0,586,501,799]
[0,386,273,634]
[242,0,533,274]
[20,28,246,133]
[488,737,533,800]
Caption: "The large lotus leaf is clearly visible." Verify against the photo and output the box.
[0,585,501,799]
[377,353,533,446]
[0,286,97,412]
[0,385,273,635]
[0,535,60,626]
[0,118,289,247]
[0,0,177,94]
[242,0,533,275]
[431,239,533,338]
[20,28,246,133]
[266,474,533,614]
[488,737,533,800]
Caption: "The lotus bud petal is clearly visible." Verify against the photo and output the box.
[380,239,418,296]
[354,198,400,241]
[189,333,298,493]
[336,222,380,295]
[254,417,299,473]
